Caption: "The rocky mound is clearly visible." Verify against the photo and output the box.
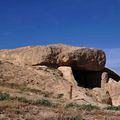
[0,44,120,108]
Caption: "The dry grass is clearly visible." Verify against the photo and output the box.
[0,100,23,108]
[0,99,120,120]
[0,86,20,93]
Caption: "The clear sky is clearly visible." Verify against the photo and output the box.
[0,0,120,71]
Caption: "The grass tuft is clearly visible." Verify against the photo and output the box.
[33,99,52,107]
[65,103,80,109]
[0,93,11,101]
[65,103,100,111]
[105,105,120,111]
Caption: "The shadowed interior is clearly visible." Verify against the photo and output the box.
[72,68,102,88]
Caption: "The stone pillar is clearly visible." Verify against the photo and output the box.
[101,72,109,88]
[58,66,77,86]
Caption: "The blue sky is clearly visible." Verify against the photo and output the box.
[0,0,120,71]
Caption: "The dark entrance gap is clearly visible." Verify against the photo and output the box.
[72,68,102,88]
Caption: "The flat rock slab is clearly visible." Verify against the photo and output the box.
[0,44,106,71]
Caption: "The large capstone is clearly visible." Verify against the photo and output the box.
[0,44,106,71]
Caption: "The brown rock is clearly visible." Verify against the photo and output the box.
[0,44,106,71]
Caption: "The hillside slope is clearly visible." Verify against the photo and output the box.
[0,44,120,120]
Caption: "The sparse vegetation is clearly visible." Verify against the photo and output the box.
[33,99,52,107]
[65,103,80,109]
[64,115,83,120]
[0,82,53,98]
[0,93,10,101]
[65,103,100,111]
[105,105,120,111]
[0,92,53,107]
[16,97,53,107]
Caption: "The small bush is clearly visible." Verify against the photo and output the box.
[0,61,2,64]
[65,103,80,109]
[65,115,83,120]
[65,103,99,111]
[0,93,11,101]
[106,105,120,111]
[34,99,52,107]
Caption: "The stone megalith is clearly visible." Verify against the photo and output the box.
[0,44,106,71]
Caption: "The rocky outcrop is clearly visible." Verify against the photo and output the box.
[0,44,106,71]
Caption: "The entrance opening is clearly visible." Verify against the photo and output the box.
[72,68,102,88]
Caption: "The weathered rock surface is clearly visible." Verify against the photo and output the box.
[95,68,120,105]
[105,78,120,105]
[0,44,106,71]
[92,88,112,105]
[101,72,109,88]
[58,66,77,85]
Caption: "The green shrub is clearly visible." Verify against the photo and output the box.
[65,103,80,109]
[0,93,11,101]
[65,115,83,120]
[33,99,52,107]
[106,105,120,111]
